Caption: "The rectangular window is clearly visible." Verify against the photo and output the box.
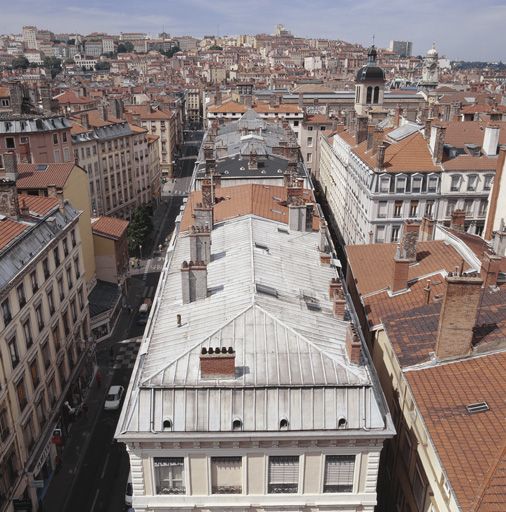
[23,320,33,348]
[401,430,413,470]
[36,398,46,428]
[395,176,406,193]
[48,377,56,405]
[425,200,434,217]
[307,153,312,163]
[8,336,19,368]
[1,299,12,326]
[16,379,27,412]
[479,199,488,217]
[43,258,50,279]
[450,175,460,192]
[375,225,385,243]
[427,176,438,193]
[70,299,77,323]
[52,133,58,145]
[411,176,422,194]
[17,283,26,308]
[380,177,390,193]
[78,287,84,309]
[35,304,44,331]
[464,199,474,214]
[63,239,69,257]
[23,416,34,452]
[268,456,299,494]
[66,267,73,290]
[409,200,419,218]
[47,289,55,315]
[154,458,185,494]
[30,359,40,389]
[413,463,426,511]
[394,200,403,218]
[307,136,313,147]
[53,247,60,267]
[30,271,38,293]
[323,455,355,493]
[467,175,478,192]
[484,175,493,191]
[62,310,70,336]
[446,200,457,217]
[74,257,80,279]
[0,409,10,442]
[211,457,242,494]
[377,201,388,218]
[71,229,76,247]
[6,137,15,149]
[58,277,64,301]
[42,341,51,369]
[62,131,68,143]
[391,225,401,243]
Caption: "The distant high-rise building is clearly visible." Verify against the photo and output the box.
[22,25,38,50]
[389,40,413,57]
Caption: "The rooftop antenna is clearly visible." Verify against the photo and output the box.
[372,34,375,46]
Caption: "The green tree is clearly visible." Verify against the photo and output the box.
[209,45,223,51]
[43,56,62,78]
[161,46,181,58]
[12,56,30,69]
[95,61,111,71]
[127,206,153,254]
[117,41,134,53]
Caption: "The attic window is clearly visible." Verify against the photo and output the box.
[36,164,48,172]
[232,418,243,430]
[256,283,278,298]
[277,227,289,234]
[466,402,489,414]
[162,419,172,430]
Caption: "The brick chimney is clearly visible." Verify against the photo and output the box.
[9,83,23,115]
[319,219,329,252]
[205,158,216,175]
[399,221,420,262]
[450,209,466,231]
[419,215,435,241]
[201,178,213,208]
[375,143,387,171]
[329,278,346,319]
[200,346,236,378]
[286,178,304,205]
[355,115,368,144]
[3,152,18,181]
[189,225,211,264]
[0,179,19,217]
[394,104,402,128]
[80,113,89,129]
[366,124,375,151]
[424,118,432,140]
[482,124,500,157]
[430,125,446,164]
[288,203,313,232]
[481,253,502,288]
[435,272,483,360]
[371,126,384,155]
[181,260,207,303]
[193,203,213,229]
[248,150,258,171]
[345,324,362,365]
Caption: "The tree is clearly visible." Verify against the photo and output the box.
[95,61,111,71]
[209,45,223,51]
[161,46,181,58]
[12,56,30,69]
[117,41,134,53]
[67,38,76,45]
[127,206,153,254]
[43,56,62,78]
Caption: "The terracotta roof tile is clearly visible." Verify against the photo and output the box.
[208,100,248,114]
[406,350,506,512]
[19,194,59,216]
[53,90,96,105]
[91,216,129,239]
[181,184,318,232]
[0,218,29,250]
[17,163,77,189]
[443,121,506,148]
[442,155,497,171]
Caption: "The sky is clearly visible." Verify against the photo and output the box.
[2,0,505,61]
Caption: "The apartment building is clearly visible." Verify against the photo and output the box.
[71,110,155,219]
[125,104,176,176]
[345,220,506,511]
[185,88,202,128]
[0,178,94,512]
[116,181,394,512]
[318,120,503,246]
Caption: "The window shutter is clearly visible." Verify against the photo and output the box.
[211,457,242,489]
[324,455,355,491]
[269,456,299,484]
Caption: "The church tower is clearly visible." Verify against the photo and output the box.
[420,43,439,90]
[354,45,386,115]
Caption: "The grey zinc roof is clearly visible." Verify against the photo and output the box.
[117,216,388,435]
[0,115,72,134]
[0,203,80,292]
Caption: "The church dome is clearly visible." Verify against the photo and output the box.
[427,43,438,57]
[356,46,385,82]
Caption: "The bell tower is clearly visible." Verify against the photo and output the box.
[421,43,439,90]
[354,46,386,115]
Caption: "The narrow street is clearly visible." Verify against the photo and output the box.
[41,130,202,512]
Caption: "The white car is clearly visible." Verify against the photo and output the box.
[104,385,125,410]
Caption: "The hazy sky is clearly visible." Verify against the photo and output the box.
[2,0,505,61]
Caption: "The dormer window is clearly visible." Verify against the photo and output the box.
[379,175,390,193]
[395,175,407,193]
[450,175,461,192]
[467,175,478,192]
[411,175,422,194]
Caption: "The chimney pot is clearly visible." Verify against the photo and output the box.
[375,143,386,170]
[481,253,502,288]
[177,314,182,327]
[200,348,236,378]
[345,324,362,365]
[450,209,466,232]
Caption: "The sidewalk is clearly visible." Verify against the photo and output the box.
[42,371,111,512]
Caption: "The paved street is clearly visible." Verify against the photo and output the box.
[41,130,202,512]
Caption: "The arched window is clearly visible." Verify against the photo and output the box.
[366,86,372,104]
[373,86,380,104]
[355,86,361,103]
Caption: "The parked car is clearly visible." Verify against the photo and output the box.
[104,385,125,410]
[136,299,152,326]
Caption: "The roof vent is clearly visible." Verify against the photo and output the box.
[279,418,289,430]
[466,402,489,414]
[256,283,279,298]
[36,164,48,172]
[162,419,172,430]
[338,416,347,428]
[232,418,242,430]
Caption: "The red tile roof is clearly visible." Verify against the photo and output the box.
[208,100,248,114]
[442,155,498,171]
[17,163,76,189]
[406,350,506,512]
[20,194,59,216]
[92,216,129,239]
[0,218,29,250]
[181,184,319,231]
[53,90,96,105]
